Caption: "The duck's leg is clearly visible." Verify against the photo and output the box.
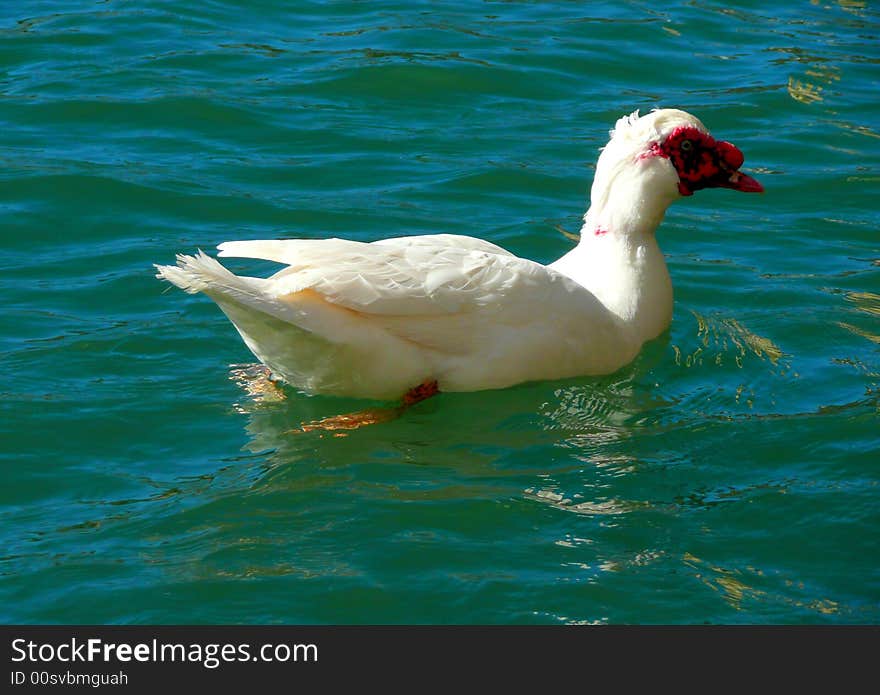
[401,379,440,406]
[294,380,440,435]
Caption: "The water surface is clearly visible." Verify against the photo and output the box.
[1,0,878,623]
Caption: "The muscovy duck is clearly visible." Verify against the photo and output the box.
[156,109,762,402]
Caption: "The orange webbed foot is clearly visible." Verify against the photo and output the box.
[293,379,441,434]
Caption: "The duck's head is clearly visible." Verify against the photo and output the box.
[639,109,763,196]
[586,109,763,237]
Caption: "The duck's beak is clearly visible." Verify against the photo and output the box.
[722,170,764,193]
[715,140,764,193]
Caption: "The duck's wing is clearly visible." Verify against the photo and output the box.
[218,234,514,268]
[217,234,553,317]
[216,234,579,354]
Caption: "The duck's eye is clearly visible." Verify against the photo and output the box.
[680,139,693,152]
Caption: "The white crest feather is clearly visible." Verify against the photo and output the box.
[609,109,641,139]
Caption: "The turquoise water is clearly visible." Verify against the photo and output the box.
[1,0,878,624]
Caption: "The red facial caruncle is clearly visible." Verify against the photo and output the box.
[650,126,763,196]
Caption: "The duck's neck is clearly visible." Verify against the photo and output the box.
[550,162,678,343]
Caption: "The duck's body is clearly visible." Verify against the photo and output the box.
[157,109,762,400]
[163,235,635,399]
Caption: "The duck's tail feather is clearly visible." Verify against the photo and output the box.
[155,251,246,294]
[156,250,287,321]
[156,251,303,327]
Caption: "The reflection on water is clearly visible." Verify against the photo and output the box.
[788,77,824,104]
[674,311,787,370]
[683,552,850,618]
[229,363,287,409]
[229,359,654,452]
[524,489,645,517]
[845,290,880,317]
[838,291,880,345]
[228,361,654,515]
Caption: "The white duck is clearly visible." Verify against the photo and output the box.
[156,108,762,402]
